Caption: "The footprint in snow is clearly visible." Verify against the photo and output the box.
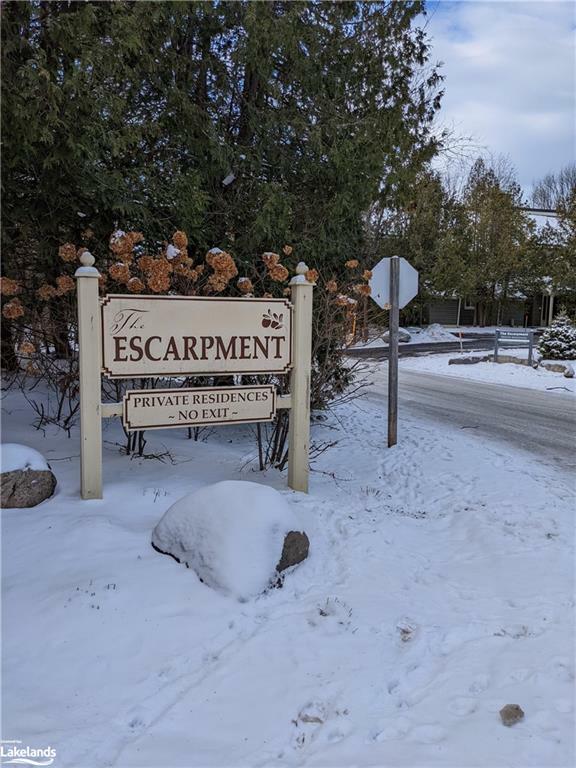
[290,700,350,751]
[411,724,447,744]
[469,673,490,694]
[547,657,574,682]
[553,698,573,714]
[307,597,353,635]
[373,716,411,742]
[396,617,419,644]
[505,667,534,683]
[448,697,478,717]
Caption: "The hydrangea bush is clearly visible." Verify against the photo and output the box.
[1,229,373,463]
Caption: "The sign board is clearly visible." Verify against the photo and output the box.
[495,328,536,365]
[497,330,531,338]
[75,253,314,499]
[123,385,276,431]
[101,295,292,378]
[369,257,418,310]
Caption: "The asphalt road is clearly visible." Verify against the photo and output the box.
[366,367,576,472]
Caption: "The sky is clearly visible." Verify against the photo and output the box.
[425,0,575,197]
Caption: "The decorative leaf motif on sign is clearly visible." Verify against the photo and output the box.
[262,309,284,330]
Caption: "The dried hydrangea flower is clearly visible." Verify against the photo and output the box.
[237,277,254,294]
[18,341,36,355]
[262,252,280,268]
[109,263,131,284]
[147,274,171,293]
[362,270,373,280]
[174,264,196,280]
[58,243,77,262]
[37,284,58,300]
[127,277,145,293]
[109,230,142,257]
[173,231,188,249]
[353,283,371,296]
[345,259,359,269]
[305,268,319,283]
[282,245,293,256]
[334,294,350,307]
[56,275,76,294]
[325,279,338,293]
[138,255,154,273]
[269,264,289,282]
[147,258,173,276]
[0,277,21,296]
[206,274,228,293]
[2,298,24,318]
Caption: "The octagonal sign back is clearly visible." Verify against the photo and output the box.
[369,257,418,309]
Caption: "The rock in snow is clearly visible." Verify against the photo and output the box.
[382,328,411,343]
[0,443,56,508]
[499,704,525,726]
[152,480,308,600]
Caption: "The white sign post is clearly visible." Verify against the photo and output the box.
[75,255,314,499]
[369,256,419,447]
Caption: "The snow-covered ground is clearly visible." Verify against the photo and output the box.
[400,350,576,394]
[1,384,574,768]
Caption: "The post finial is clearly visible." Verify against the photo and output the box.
[80,251,95,267]
[290,261,314,286]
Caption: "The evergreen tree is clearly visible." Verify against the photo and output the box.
[538,310,576,360]
[432,158,531,325]
[2,1,443,280]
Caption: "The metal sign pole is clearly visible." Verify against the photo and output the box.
[388,256,400,448]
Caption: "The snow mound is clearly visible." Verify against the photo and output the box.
[152,481,304,601]
[422,323,457,341]
[1,443,49,474]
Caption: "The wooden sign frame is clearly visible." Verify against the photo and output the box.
[74,253,314,499]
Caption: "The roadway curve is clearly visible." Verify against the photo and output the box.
[365,367,576,472]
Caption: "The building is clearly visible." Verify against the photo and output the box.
[427,208,570,327]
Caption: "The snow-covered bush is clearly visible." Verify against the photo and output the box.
[538,310,576,360]
[152,480,307,601]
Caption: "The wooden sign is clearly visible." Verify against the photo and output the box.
[101,295,292,378]
[123,385,276,431]
[75,254,314,499]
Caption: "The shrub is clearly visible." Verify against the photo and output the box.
[1,229,372,466]
[538,310,576,360]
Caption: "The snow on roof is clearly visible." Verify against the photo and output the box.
[520,208,561,233]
